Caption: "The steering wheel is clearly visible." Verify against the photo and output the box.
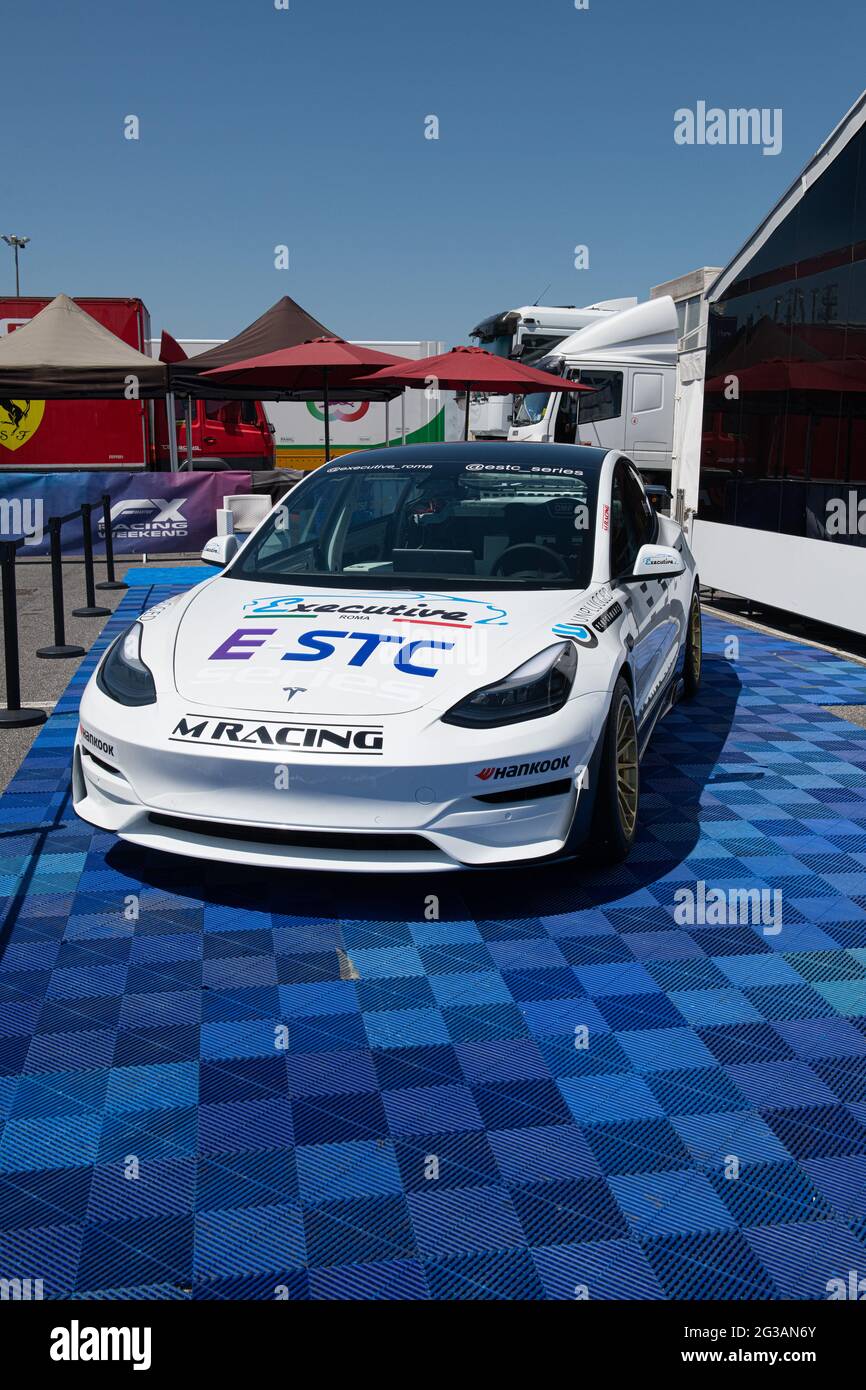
[491,542,571,579]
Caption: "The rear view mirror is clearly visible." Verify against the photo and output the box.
[201,534,239,568]
[623,543,684,582]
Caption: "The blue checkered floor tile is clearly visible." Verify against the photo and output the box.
[2,586,866,1299]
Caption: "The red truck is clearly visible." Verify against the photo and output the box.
[0,296,275,470]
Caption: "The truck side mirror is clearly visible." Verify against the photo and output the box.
[201,534,239,568]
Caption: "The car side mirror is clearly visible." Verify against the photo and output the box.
[622,543,684,582]
[201,534,239,568]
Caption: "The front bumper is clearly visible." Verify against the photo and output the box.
[73,686,607,873]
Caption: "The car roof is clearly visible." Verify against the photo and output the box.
[319,441,610,474]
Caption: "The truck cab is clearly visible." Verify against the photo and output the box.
[468,300,637,439]
[508,298,679,480]
[152,396,275,471]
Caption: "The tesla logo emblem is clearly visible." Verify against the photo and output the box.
[282,686,306,702]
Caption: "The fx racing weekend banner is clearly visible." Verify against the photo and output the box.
[0,470,252,556]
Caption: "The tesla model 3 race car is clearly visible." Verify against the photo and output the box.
[73,443,702,873]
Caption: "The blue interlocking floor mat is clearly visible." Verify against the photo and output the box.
[2,584,866,1299]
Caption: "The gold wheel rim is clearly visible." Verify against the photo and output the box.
[690,595,702,684]
[615,696,639,838]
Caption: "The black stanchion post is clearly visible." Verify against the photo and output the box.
[73,503,110,618]
[36,517,85,659]
[0,541,47,728]
[96,493,127,592]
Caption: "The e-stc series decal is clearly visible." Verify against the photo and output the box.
[171,716,384,754]
[210,628,455,678]
[242,592,508,627]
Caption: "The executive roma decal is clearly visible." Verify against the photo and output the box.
[171,716,385,754]
[241,591,509,627]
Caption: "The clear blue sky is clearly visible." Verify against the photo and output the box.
[3,0,865,346]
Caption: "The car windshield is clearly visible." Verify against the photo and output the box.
[229,454,599,590]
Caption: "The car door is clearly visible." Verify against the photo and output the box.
[609,458,655,713]
[619,460,681,719]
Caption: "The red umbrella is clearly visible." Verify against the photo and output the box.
[158,330,188,364]
[204,337,410,460]
[363,343,591,439]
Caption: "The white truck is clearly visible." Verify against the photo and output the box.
[506,297,680,482]
[468,300,637,439]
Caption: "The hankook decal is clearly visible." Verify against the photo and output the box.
[476,754,571,781]
[80,726,115,759]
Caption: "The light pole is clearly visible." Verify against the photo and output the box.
[2,235,30,295]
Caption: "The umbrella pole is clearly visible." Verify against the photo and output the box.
[185,396,194,469]
[385,399,390,448]
[464,385,471,441]
[323,368,330,464]
[166,391,179,470]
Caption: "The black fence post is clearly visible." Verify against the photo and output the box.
[73,503,111,618]
[36,517,85,659]
[0,541,47,727]
[96,493,127,592]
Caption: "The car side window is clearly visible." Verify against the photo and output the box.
[623,462,656,547]
[610,461,643,579]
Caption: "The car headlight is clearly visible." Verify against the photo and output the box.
[96,623,157,706]
[442,641,577,728]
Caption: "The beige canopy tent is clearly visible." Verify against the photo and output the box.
[0,293,167,398]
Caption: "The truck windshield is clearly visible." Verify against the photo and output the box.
[229,455,598,590]
[511,354,564,426]
[512,391,552,426]
[470,333,513,357]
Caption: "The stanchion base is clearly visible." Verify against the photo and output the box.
[72,605,111,618]
[96,581,128,591]
[36,644,86,659]
[0,706,47,728]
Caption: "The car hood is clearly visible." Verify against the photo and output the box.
[170,577,609,717]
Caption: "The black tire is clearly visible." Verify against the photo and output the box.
[682,584,702,699]
[587,675,640,865]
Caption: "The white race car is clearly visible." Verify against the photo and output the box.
[73,443,702,873]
